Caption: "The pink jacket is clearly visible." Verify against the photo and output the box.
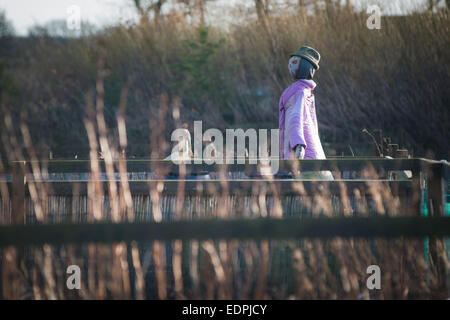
[279,79,327,160]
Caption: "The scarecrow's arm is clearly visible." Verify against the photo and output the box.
[287,92,307,154]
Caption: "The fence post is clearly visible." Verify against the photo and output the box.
[2,161,26,299]
[408,160,422,216]
[428,162,445,217]
[427,161,447,298]
[11,161,25,224]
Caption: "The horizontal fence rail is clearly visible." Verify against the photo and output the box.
[1,217,449,246]
[2,157,444,174]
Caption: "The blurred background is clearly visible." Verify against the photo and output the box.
[0,0,448,160]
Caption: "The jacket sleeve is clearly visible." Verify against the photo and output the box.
[278,95,285,159]
[287,91,307,151]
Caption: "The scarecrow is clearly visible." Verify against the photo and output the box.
[279,46,333,179]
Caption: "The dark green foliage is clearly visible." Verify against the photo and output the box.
[171,26,234,122]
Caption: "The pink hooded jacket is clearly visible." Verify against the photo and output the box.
[279,79,327,160]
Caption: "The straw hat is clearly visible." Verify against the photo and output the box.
[290,46,320,70]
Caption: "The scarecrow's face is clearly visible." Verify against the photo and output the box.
[288,55,317,80]
[288,56,302,79]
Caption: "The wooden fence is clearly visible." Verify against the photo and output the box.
[0,157,449,299]
[0,157,448,239]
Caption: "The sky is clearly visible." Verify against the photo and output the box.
[0,0,135,34]
[0,0,435,36]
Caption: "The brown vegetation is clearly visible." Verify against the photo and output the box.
[0,2,448,159]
